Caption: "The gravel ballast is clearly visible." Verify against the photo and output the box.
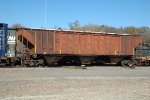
[0,67,150,100]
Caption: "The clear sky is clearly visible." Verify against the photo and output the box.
[0,0,150,28]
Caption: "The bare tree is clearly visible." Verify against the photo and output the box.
[11,23,25,28]
[68,20,80,30]
[125,26,136,34]
[67,20,150,43]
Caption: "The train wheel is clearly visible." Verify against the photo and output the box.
[134,59,141,66]
[28,60,35,67]
[144,61,149,66]
[121,60,128,67]
[127,59,135,69]
[121,59,135,68]
[11,57,21,67]
[36,59,45,67]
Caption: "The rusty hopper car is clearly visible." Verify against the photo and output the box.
[15,28,142,67]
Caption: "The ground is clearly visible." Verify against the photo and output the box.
[0,66,150,100]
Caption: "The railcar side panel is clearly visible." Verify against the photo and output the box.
[74,33,80,54]
[86,34,92,54]
[48,31,54,54]
[98,35,105,55]
[92,35,99,54]
[16,29,141,56]
[7,29,16,57]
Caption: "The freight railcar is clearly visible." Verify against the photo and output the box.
[0,23,16,65]
[0,23,142,67]
[14,28,141,67]
[134,44,150,65]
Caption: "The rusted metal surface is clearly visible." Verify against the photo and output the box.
[86,34,92,54]
[16,29,55,54]
[74,33,80,54]
[16,28,142,56]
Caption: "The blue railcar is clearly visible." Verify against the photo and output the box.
[0,23,8,57]
[134,44,150,65]
[135,45,150,57]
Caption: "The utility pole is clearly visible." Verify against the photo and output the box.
[45,0,47,28]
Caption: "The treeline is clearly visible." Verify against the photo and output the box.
[11,21,150,43]
[68,20,150,43]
